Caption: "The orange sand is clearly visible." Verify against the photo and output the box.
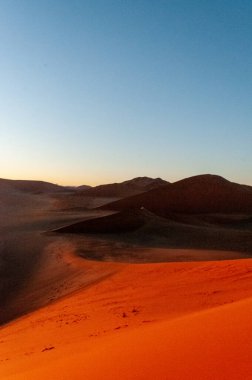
[1,256,252,379]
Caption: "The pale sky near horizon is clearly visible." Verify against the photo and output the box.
[0,0,252,186]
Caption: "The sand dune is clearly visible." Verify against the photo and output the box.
[0,185,111,324]
[76,176,169,198]
[22,298,251,380]
[1,258,252,379]
[0,178,68,194]
[13,298,252,380]
[52,193,120,210]
[101,174,252,215]
[55,208,252,255]
[55,209,150,233]
[51,177,168,211]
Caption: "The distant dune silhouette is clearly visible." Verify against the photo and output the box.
[100,174,252,215]
[76,177,169,198]
[76,184,92,190]
[0,178,67,194]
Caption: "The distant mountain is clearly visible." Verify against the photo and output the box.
[0,178,67,194]
[76,177,169,198]
[100,174,252,215]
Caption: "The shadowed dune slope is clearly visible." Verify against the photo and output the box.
[55,208,252,254]
[0,184,112,325]
[0,178,67,194]
[53,177,169,211]
[76,184,92,190]
[100,174,252,215]
[54,209,156,234]
[76,176,169,198]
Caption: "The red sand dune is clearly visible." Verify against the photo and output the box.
[1,257,252,379]
[15,298,252,380]
[101,174,252,215]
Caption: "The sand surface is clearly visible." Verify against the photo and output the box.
[1,182,252,379]
[1,256,252,379]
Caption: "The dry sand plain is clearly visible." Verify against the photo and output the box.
[1,177,252,379]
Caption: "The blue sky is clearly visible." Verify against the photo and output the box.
[0,0,251,185]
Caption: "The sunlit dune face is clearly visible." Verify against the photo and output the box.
[1,258,252,379]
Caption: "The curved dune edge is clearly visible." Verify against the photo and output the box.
[1,258,252,379]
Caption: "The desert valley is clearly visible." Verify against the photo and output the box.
[1,174,252,379]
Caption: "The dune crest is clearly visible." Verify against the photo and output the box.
[101,174,252,215]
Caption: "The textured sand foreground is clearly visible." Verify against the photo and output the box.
[1,256,252,379]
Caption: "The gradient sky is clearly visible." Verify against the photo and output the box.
[0,0,251,186]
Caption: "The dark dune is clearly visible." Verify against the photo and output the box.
[76,184,92,190]
[54,177,169,211]
[100,174,252,215]
[55,209,156,234]
[64,185,92,191]
[225,216,252,229]
[55,207,252,255]
[52,193,120,211]
[0,178,67,194]
[0,232,45,324]
[76,177,169,198]
[0,185,108,325]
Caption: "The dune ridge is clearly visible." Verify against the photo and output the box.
[0,178,68,194]
[75,176,169,198]
[100,174,252,215]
